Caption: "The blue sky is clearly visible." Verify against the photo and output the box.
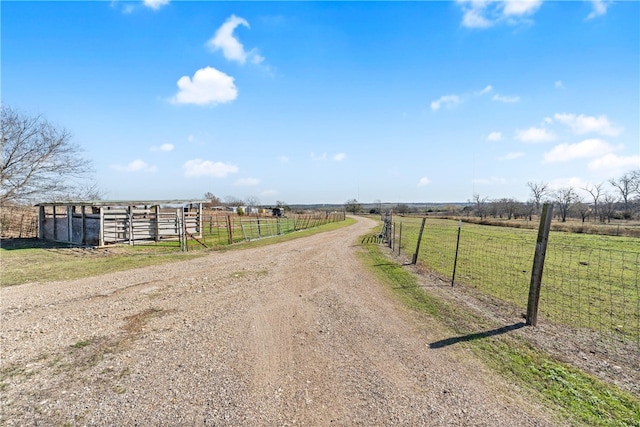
[3,0,639,205]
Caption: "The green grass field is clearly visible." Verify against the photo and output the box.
[390,217,640,345]
[0,216,353,287]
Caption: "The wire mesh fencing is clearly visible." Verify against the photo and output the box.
[200,211,346,247]
[388,216,640,350]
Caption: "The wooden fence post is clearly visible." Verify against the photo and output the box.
[226,215,233,245]
[412,217,426,265]
[451,220,462,286]
[526,203,553,326]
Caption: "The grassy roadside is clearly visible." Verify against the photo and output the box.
[357,239,640,427]
[0,218,355,287]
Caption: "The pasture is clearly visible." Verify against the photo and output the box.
[389,217,640,347]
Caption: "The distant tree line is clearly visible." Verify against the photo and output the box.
[469,169,640,223]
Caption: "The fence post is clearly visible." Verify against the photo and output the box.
[451,220,462,286]
[412,217,426,265]
[398,222,402,255]
[526,203,553,326]
[226,215,233,244]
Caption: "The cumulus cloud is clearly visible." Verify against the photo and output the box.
[502,0,542,17]
[487,131,502,141]
[543,139,621,163]
[548,177,589,191]
[150,143,174,152]
[333,153,347,161]
[515,127,556,143]
[492,94,520,103]
[235,177,260,186]
[498,152,525,160]
[143,0,169,10]
[587,0,610,20]
[171,67,237,106]
[111,159,157,173]
[430,95,461,111]
[418,177,431,187]
[183,159,238,177]
[456,0,542,29]
[588,154,640,172]
[553,113,622,136]
[207,15,264,64]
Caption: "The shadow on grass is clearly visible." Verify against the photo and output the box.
[429,322,527,349]
[0,238,71,251]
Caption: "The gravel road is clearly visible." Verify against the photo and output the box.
[1,216,559,426]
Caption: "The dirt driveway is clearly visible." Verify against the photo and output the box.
[1,216,558,426]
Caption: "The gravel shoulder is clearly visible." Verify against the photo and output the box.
[1,216,559,426]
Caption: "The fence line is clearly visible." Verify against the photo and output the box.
[388,217,640,350]
[199,211,346,247]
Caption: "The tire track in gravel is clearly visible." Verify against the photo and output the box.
[1,216,560,426]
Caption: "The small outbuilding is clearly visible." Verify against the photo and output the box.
[36,200,206,247]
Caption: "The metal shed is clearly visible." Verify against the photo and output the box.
[36,200,205,247]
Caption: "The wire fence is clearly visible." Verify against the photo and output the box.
[0,206,38,238]
[196,211,346,248]
[387,216,640,350]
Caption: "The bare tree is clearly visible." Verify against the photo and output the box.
[470,193,488,219]
[1,104,95,205]
[609,170,640,218]
[583,182,604,223]
[527,181,549,215]
[245,195,261,208]
[204,192,222,205]
[224,195,244,207]
[600,192,616,223]
[344,198,362,215]
[572,200,591,223]
[553,187,578,222]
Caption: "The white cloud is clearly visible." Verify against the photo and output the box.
[418,177,431,187]
[150,143,174,152]
[492,94,520,103]
[553,113,622,136]
[430,95,460,111]
[207,15,263,65]
[456,0,542,29]
[544,139,620,163]
[515,127,556,143]
[502,0,542,17]
[555,80,564,89]
[311,152,327,161]
[587,0,610,20]
[549,177,589,191]
[143,0,169,10]
[235,177,260,186]
[588,154,640,172]
[333,153,347,161]
[171,67,237,106]
[183,159,238,177]
[278,155,289,163]
[476,85,493,95]
[498,152,525,160]
[111,159,157,173]
[487,131,502,141]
